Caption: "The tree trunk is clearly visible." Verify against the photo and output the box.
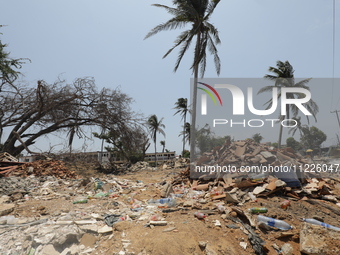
[99,127,105,164]
[154,138,157,167]
[278,105,290,149]
[182,113,186,156]
[190,30,201,161]
[278,115,285,149]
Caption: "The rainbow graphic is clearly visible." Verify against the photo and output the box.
[197,82,223,106]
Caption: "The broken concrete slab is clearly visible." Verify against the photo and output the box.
[98,225,113,234]
[225,192,240,203]
[40,244,59,255]
[252,186,266,195]
[0,203,15,216]
[160,182,173,198]
[300,222,340,254]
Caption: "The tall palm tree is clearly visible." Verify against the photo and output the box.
[174,98,190,156]
[179,122,191,145]
[160,140,166,153]
[288,116,304,137]
[146,114,166,166]
[145,0,221,158]
[258,60,318,148]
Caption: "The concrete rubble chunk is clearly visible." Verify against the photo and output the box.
[198,241,207,249]
[0,203,15,216]
[79,224,99,233]
[300,222,340,254]
[225,192,240,203]
[60,248,72,255]
[98,225,113,234]
[260,151,275,159]
[163,227,176,232]
[33,233,56,245]
[149,220,167,226]
[40,244,59,255]
[205,244,218,255]
[253,186,266,195]
[74,220,97,225]
[239,242,247,250]
[235,145,246,157]
[281,243,293,255]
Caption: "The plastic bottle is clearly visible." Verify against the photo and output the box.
[217,204,226,213]
[148,198,176,207]
[194,212,206,219]
[210,187,224,197]
[303,218,340,231]
[248,192,258,202]
[171,193,184,198]
[94,180,104,190]
[131,207,143,212]
[73,199,88,204]
[158,198,175,204]
[94,192,109,198]
[257,215,292,230]
[280,200,291,210]
[248,207,268,213]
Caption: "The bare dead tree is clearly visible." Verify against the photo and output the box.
[0,77,140,156]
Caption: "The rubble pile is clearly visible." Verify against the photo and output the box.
[162,158,189,170]
[128,161,152,172]
[0,153,340,254]
[195,139,309,176]
[0,160,78,179]
[0,175,57,196]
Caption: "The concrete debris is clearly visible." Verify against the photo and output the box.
[300,222,340,254]
[0,152,339,255]
[239,241,247,250]
[0,159,77,178]
[281,243,293,255]
[0,203,15,216]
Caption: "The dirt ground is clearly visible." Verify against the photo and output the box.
[8,162,340,255]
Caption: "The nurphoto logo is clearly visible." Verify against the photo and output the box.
[197,79,313,129]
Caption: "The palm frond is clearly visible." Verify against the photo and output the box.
[205,22,221,44]
[144,18,189,39]
[206,32,221,75]
[294,78,312,88]
[163,29,192,60]
[173,30,195,72]
[206,0,221,18]
[151,4,181,16]
[257,85,275,94]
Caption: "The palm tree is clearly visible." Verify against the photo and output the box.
[258,60,318,148]
[146,114,166,166]
[160,140,166,153]
[179,122,191,146]
[288,116,305,137]
[145,0,221,158]
[252,133,263,144]
[174,98,190,156]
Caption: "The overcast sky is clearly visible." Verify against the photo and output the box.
[1,0,340,154]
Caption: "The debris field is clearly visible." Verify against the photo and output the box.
[1,141,340,255]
